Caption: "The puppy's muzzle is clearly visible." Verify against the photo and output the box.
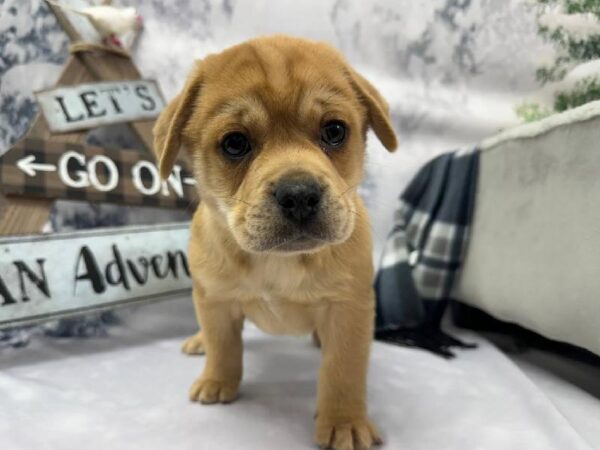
[274,176,322,225]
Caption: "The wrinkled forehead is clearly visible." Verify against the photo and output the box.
[198,42,360,124]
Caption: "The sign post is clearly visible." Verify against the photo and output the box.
[0,0,199,237]
[0,1,198,328]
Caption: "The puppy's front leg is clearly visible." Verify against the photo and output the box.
[189,290,243,404]
[315,301,381,450]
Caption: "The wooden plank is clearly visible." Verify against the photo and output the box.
[0,57,94,236]
[0,222,192,329]
[0,139,198,209]
[0,197,53,235]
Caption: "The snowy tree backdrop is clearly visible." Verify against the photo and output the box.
[0,0,555,251]
[518,0,600,121]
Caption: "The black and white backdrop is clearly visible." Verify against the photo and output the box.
[0,0,550,251]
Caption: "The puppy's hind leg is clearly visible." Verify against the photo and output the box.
[182,287,206,355]
[182,331,205,355]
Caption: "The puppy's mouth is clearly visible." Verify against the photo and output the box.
[236,208,353,254]
[266,232,328,253]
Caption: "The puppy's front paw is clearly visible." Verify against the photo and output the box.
[189,377,238,404]
[315,417,382,450]
[181,332,205,355]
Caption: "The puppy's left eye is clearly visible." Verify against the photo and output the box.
[320,121,346,148]
[221,132,251,159]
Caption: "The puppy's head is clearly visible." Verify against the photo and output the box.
[154,35,397,254]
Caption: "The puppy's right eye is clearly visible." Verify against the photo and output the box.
[221,132,251,159]
[320,120,346,149]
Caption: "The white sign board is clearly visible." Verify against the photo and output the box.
[36,80,165,133]
[0,222,192,328]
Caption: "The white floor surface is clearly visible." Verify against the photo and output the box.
[1,296,599,450]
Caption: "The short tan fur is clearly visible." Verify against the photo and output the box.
[154,35,397,450]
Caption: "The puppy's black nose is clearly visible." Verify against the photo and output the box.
[274,178,322,224]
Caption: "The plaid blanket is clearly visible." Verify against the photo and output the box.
[375,148,480,358]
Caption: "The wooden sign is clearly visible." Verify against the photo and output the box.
[36,80,165,133]
[0,139,197,209]
[0,1,200,237]
[0,222,192,328]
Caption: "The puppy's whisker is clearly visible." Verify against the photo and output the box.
[363,161,397,168]
[183,199,198,216]
[337,183,361,199]
[217,196,256,207]
[362,198,403,209]
[349,209,363,219]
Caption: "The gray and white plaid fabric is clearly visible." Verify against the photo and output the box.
[375,148,479,357]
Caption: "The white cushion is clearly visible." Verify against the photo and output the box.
[455,101,600,356]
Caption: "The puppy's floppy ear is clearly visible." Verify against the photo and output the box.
[347,68,398,152]
[153,61,203,179]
